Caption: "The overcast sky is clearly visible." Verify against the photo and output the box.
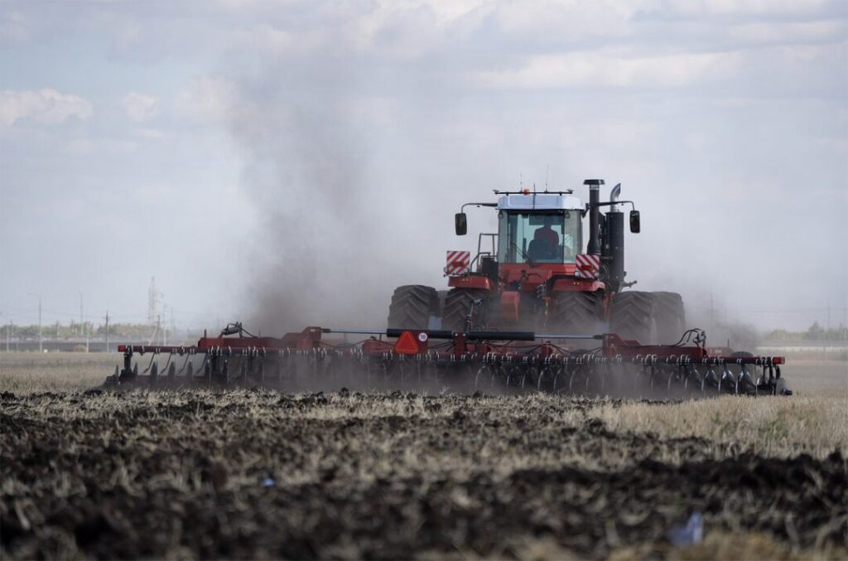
[1,0,846,333]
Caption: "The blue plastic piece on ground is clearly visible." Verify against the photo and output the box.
[667,511,704,546]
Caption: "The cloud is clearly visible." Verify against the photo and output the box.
[0,88,93,126]
[175,77,237,123]
[0,10,29,45]
[121,92,158,123]
[476,51,738,89]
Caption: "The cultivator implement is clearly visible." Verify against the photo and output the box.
[107,323,790,397]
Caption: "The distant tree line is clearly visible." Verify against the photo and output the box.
[764,323,848,343]
[0,322,156,339]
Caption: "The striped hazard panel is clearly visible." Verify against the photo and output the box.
[445,251,471,276]
[575,253,600,279]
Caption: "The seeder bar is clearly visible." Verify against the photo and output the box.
[107,325,791,396]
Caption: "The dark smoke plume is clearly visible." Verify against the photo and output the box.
[225,51,438,335]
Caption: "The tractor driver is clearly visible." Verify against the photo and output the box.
[534,216,559,255]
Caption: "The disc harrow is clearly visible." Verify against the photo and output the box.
[107,323,791,397]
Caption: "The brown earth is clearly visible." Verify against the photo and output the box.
[1,390,846,560]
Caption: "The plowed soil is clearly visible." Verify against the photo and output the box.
[1,390,846,560]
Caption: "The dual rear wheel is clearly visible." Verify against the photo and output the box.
[608,291,685,345]
[387,285,439,330]
[388,285,687,345]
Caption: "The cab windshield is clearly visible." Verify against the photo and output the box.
[497,211,581,264]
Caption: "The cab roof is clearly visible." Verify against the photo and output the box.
[497,193,583,211]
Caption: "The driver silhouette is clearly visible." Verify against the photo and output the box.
[534,216,559,250]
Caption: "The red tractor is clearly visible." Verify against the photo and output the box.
[388,179,685,344]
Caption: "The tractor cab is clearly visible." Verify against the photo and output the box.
[495,192,584,265]
[447,190,589,300]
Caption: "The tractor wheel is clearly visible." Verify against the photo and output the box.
[549,291,603,335]
[609,291,657,345]
[652,291,686,344]
[443,289,489,332]
[387,285,439,330]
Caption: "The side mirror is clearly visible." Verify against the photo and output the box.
[629,210,641,233]
[455,212,467,236]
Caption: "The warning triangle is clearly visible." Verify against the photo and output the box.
[393,331,420,355]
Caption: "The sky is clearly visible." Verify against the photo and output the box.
[0,0,846,333]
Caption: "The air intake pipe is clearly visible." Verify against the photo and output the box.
[584,179,604,256]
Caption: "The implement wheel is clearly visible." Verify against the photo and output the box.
[387,285,439,330]
[610,291,657,345]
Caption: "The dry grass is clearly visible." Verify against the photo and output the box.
[785,360,848,396]
[503,531,844,561]
[594,395,848,459]
[589,359,848,460]
[0,352,117,394]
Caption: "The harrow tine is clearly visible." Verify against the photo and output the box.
[722,365,736,395]
[176,354,191,376]
[739,365,757,396]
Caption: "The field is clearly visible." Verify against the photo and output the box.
[1,353,846,560]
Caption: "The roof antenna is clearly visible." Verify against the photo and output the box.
[519,172,523,190]
[545,165,549,193]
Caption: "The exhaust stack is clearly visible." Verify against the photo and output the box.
[584,179,604,256]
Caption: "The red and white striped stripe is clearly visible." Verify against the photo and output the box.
[445,250,471,276]
[575,253,600,279]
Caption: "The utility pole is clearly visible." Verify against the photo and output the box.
[148,277,162,326]
[709,293,715,335]
[29,293,42,353]
[79,292,84,336]
[105,310,109,353]
[826,300,831,359]
[843,300,847,345]
[5,322,9,353]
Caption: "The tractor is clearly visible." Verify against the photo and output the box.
[106,179,790,396]
[387,179,686,344]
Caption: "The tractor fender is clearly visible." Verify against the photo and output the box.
[448,275,493,291]
[551,278,605,292]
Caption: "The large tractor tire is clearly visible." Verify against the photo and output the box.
[549,291,603,335]
[387,285,439,330]
[609,291,657,344]
[442,289,489,332]
[652,291,686,344]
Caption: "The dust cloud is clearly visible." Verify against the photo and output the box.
[225,66,432,334]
